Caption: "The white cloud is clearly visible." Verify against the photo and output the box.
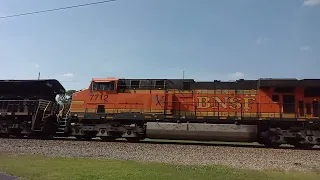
[62,73,74,77]
[303,0,320,6]
[228,72,244,80]
[0,12,6,25]
[300,46,312,51]
[31,62,39,68]
[256,36,271,45]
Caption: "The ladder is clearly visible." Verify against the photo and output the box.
[55,107,70,134]
[56,117,69,134]
[31,99,52,131]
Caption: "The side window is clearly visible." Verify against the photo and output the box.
[93,83,99,90]
[92,82,115,91]
[130,80,140,88]
[155,80,165,89]
[100,83,108,90]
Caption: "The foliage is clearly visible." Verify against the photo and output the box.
[56,90,76,104]
[55,90,77,114]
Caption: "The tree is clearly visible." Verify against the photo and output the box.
[56,90,77,115]
[56,90,77,104]
[66,90,77,99]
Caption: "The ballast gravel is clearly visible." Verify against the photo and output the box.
[0,138,319,172]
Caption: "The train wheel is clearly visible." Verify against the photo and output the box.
[82,136,94,141]
[41,135,54,140]
[12,134,25,139]
[125,137,141,143]
[264,143,281,148]
[291,142,314,149]
[262,133,281,148]
[100,136,116,142]
[75,135,93,141]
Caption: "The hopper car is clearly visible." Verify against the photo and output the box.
[0,80,65,138]
[1,77,320,149]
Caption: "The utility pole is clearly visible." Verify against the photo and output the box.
[182,70,185,79]
[38,72,40,80]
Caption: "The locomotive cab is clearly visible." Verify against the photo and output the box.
[90,78,118,92]
[69,78,120,121]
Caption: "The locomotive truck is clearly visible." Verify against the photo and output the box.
[1,77,320,149]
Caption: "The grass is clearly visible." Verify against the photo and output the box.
[0,154,320,180]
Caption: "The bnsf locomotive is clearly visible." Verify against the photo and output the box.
[1,78,320,149]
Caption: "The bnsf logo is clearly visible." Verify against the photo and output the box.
[196,96,256,110]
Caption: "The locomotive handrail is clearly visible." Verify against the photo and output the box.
[66,108,71,117]
[0,99,43,102]
[32,103,40,131]
[0,99,46,113]
[42,101,51,120]
[58,103,65,117]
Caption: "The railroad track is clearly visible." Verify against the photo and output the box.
[1,135,320,150]
[1,137,320,172]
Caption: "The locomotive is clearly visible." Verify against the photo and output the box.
[1,77,320,149]
[66,77,320,148]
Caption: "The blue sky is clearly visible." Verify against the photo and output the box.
[0,0,319,90]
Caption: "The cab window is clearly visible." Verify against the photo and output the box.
[92,82,115,91]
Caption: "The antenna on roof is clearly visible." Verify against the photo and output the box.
[38,72,40,80]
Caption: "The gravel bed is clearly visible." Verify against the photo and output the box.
[0,138,320,172]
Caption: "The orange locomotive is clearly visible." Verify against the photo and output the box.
[67,77,320,148]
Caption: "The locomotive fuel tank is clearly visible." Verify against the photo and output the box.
[146,122,258,142]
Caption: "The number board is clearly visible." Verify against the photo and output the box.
[89,94,108,101]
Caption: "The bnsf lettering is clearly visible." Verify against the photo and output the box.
[196,96,256,110]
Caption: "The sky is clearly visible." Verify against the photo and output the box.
[0,0,319,90]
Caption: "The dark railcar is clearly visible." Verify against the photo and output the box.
[0,79,65,137]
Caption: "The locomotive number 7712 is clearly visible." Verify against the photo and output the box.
[90,94,108,101]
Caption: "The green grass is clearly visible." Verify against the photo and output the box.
[1,155,320,180]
